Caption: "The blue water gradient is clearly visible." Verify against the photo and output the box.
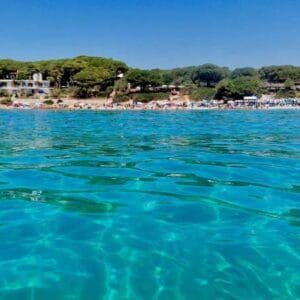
[0,110,299,299]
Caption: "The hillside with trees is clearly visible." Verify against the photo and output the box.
[1,56,300,101]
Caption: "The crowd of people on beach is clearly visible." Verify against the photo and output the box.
[1,98,300,110]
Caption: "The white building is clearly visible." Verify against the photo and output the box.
[0,73,51,96]
[243,96,257,101]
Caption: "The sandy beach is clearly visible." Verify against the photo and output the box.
[1,97,300,111]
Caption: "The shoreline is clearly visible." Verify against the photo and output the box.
[1,97,300,111]
[1,106,299,111]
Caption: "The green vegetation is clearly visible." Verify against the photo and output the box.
[0,56,128,98]
[161,67,194,85]
[215,77,261,100]
[0,90,9,97]
[130,92,169,102]
[126,69,162,88]
[181,85,216,100]
[0,56,300,100]
[191,64,230,87]
[275,90,297,99]
[0,98,13,105]
[113,94,131,103]
[259,66,300,83]
[43,99,54,105]
[50,88,62,98]
[231,67,258,79]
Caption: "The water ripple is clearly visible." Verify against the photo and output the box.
[0,110,299,299]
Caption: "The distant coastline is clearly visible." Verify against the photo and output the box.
[1,56,300,107]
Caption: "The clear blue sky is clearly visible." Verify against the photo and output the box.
[1,0,300,69]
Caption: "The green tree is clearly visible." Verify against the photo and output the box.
[126,69,162,89]
[216,77,260,100]
[259,65,300,83]
[192,64,230,87]
[161,67,195,86]
[284,78,295,90]
[215,79,235,100]
[115,77,129,93]
[231,67,258,79]
[74,67,111,86]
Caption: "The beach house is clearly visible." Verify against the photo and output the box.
[0,73,51,97]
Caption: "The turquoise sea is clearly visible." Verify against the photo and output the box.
[0,110,299,300]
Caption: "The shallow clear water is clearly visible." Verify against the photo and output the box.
[0,110,299,300]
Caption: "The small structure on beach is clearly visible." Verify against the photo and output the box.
[243,96,257,101]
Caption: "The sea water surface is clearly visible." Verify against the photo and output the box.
[0,110,299,300]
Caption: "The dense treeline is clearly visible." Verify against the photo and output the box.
[1,56,300,100]
[0,56,128,98]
